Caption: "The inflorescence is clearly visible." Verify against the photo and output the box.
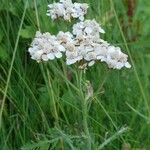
[28,0,131,70]
[46,0,88,21]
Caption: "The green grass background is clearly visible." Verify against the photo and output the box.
[0,0,150,149]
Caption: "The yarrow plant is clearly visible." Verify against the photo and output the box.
[28,0,131,70]
[27,1,132,148]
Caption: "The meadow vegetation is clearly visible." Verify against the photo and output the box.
[0,0,150,149]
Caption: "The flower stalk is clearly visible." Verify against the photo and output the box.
[78,70,91,150]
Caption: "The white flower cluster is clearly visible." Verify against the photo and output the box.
[47,0,88,21]
[28,31,65,62]
[56,20,131,69]
[28,0,131,70]
[95,43,131,69]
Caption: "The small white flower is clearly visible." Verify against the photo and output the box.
[47,3,65,20]
[66,58,78,65]
[125,62,131,68]
[88,60,95,67]
[72,3,88,21]
[55,52,63,58]
[72,20,105,42]
[84,52,97,61]
[42,54,49,61]
[47,53,55,60]
[57,31,73,44]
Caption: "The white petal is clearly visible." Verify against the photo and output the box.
[42,54,49,61]
[125,62,131,68]
[66,59,77,65]
[58,45,66,52]
[97,55,104,60]
[55,52,62,58]
[28,48,34,54]
[108,46,115,53]
[35,31,42,37]
[99,27,105,33]
[88,61,95,67]
[46,13,51,16]
[77,55,83,61]
[79,16,84,21]
[32,51,43,60]
[72,13,79,18]
[47,53,55,60]
[37,50,43,55]
[116,62,124,69]
[85,27,92,34]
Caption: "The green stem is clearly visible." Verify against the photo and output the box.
[82,97,91,150]
[78,70,91,150]
[47,69,64,150]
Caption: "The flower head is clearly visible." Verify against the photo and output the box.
[28,31,65,62]
[47,0,88,21]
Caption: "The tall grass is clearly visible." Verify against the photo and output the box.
[0,0,150,149]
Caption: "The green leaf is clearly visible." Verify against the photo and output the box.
[0,45,8,61]
[20,26,36,39]
[0,29,4,43]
